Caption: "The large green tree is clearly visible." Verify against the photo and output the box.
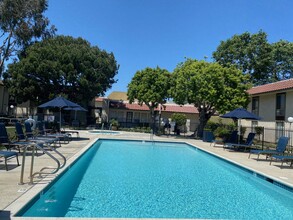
[172,59,251,137]
[212,31,273,85]
[270,40,293,81]
[0,0,56,77]
[4,35,119,105]
[213,31,293,85]
[127,67,171,132]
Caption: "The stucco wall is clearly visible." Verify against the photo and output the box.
[258,93,276,121]
[249,89,293,122]
[285,90,293,119]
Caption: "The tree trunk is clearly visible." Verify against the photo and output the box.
[197,109,209,138]
[150,107,155,134]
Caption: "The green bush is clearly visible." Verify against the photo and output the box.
[110,119,119,127]
[171,113,187,126]
[254,126,264,135]
[206,119,237,139]
[204,121,219,132]
[213,127,230,138]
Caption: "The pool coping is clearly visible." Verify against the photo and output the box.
[87,130,121,135]
[191,142,293,191]
[4,137,293,220]
[5,137,99,219]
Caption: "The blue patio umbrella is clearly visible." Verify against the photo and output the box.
[64,106,87,120]
[220,108,261,120]
[39,96,83,129]
[221,108,261,143]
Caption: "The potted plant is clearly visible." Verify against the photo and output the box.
[110,119,119,130]
[203,121,217,142]
[254,126,264,141]
[213,127,230,142]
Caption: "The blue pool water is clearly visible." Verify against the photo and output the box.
[17,140,293,219]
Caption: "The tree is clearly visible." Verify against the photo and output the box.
[127,67,171,133]
[212,31,272,85]
[3,35,119,106]
[171,59,251,138]
[270,40,293,81]
[0,0,56,77]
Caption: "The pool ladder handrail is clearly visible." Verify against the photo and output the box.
[150,130,154,144]
[19,142,66,185]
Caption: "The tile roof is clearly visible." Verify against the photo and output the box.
[248,79,293,95]
[110,101,198,114]
[163,104,199,114]
[95,97,107,101]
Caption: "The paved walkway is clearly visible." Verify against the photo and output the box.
[0,130,292,220]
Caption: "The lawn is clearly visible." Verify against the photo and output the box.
[0,126,16,150]
[6,126,16,139]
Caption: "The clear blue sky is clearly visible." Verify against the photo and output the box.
[46,0,293,96]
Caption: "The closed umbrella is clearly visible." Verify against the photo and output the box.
[39,96,83,130]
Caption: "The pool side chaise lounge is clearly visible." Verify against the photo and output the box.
[37,121,71,144]
[270,154,293,168]
[0,123,20,170]
[225,132,256,151]
[0,150,19,171]
[23,122,59,146]
[248,136,289,160]
[211,130,238,147]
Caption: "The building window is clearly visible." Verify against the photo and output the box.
[110,110,124,122]
[133,112,140,123]
[126,112,133,123]
[276,93,286,121]
[252,97,259,116]
[140,112,149,123]
[276,121,285,140]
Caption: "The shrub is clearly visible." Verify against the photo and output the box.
[213,127,230,138]
[204,121,218,132]
[110,119,119,127]
[254,126,264,135]
[171,113,187,126]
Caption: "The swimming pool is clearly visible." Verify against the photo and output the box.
[16,140,293,219]
[88,130,120,135]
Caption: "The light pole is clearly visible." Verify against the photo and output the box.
[288,117,293,153]
[10,105,14,117]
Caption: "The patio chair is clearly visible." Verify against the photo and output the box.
[270,154,293,168]
[0,122,24,152]
[23,122,59,146]
[211,130,238,147]
[0,150,19,171]
[0,122,13,150]
[248,136,289,160]
[15,122,61,149]
[225,132,256,151]
[37,121,70,144]
[60,128,80,138]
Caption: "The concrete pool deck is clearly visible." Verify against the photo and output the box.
[0,130,293,219]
